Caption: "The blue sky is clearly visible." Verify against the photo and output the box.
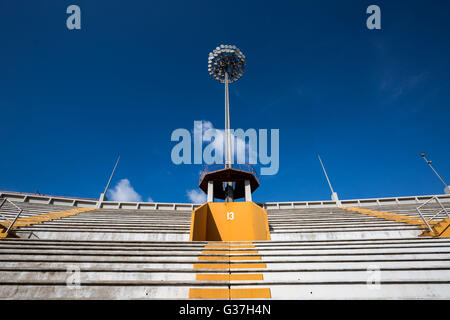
[0,0,450,203]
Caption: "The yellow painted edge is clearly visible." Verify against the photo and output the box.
[188,207,196,242]
[230,274,264,281]
[196,274,264,281]
[204,246,255,249]
[230,256,262,261]
[198,256,261,261]
[194,263,266,269]
[208,242,253,245]
[189,288,271,299]
[230,288,271,299]
[198,256,229,261]
[194,263,229,269]
[202,250,259,254]
[196,274,230,281]
[230,263,266,269]
[189,288,229,299]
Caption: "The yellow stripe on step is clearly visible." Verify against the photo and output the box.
[230,288,271,299]
[194,263,230,269]
[189,288,229,299]
[194,263,266,269]
[204,245,255,249]
[189,288,271,299]
[202,250,259,254]
[196,274,264,281]
[198,256,229,261]
[198,256,261,261]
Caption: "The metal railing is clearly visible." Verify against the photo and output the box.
[416,196,450,232]
[199,164,259,185]
[0,198,24,234]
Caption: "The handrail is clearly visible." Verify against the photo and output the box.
[0,198,24,234]
[416,196,450,233]
[0,199,9,221]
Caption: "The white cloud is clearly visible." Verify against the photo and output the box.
[146,197,154,202]
[187,189,206,203]
[108,179,142,202]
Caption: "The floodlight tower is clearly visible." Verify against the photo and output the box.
[421,153,450,194]
[188,45,270,241]
[208,45,246,202]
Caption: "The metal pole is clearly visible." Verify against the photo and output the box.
[318,155,334,193]
[416,207,433,233]
[208,45,245,203]
[0,199,9,221]
[6,209,22,234]
[224,72,232,168]
[104,155,120,195]
[422,154,448,187]
[224,72,233,202]
[1,199,24,234]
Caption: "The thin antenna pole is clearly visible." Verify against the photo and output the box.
[103,155,120,195]
[422,154,448,187]
[318,154,334,193]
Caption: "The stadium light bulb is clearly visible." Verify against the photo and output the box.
[208,44,246,83]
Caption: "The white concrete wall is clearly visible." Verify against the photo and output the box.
[2,191,449,212]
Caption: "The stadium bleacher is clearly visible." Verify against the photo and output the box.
[1,191,450,299]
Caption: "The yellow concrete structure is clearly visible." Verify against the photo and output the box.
[0,207,97,239]
[189,201,271,241]
[188,201,271,298]
[340,206,450,238]
[189,242,271,299]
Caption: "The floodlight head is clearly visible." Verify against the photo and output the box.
[208,45,246,83]
[421,153,425,157]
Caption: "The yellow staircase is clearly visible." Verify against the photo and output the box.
[340,206,450,238]
[189,242,271,299]
[0,207,97,239]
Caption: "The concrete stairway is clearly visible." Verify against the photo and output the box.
[0,201,78,222]
[6,201,449,242]
[14,208,192,241]
[1,200,450,299]
[17,205,430,242]
[1,237,450,299]
[267,206,431,240]
[0,200,96,239]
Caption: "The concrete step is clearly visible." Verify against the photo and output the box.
[2,266,450,284]
[246,283,450,299]
[3,237,450,246]
[1,235,450,299]
[2,246,450,255]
